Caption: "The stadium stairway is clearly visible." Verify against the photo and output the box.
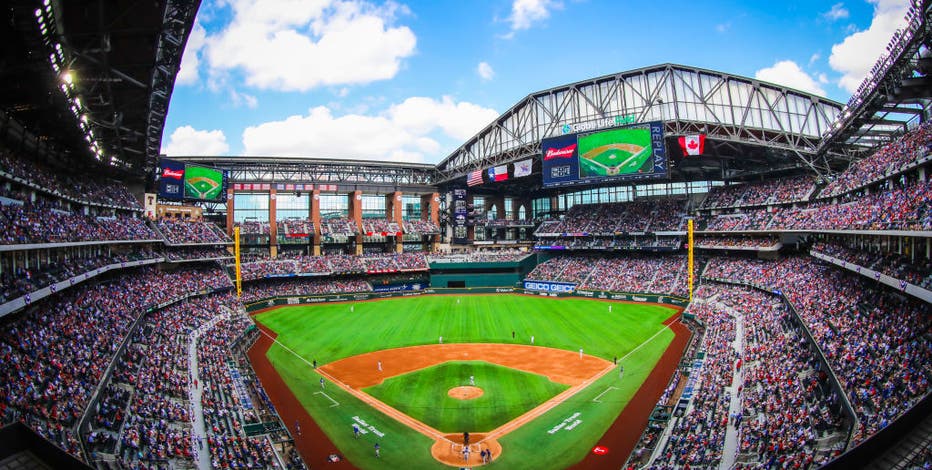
[863,411,932,470]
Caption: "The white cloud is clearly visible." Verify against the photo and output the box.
[229,89,259,108]
[241,96,498,162]
[162,126,230,156]
[715,22,731,33]
[508,0,561,32]
[754,60,826,96]
[204,0,416,91]
[808,52,821,66]
[477,61,495,81]
[176,21,206,85]
[829,0,909,93]
[823,3,850,21]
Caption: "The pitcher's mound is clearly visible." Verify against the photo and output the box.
[448,386,483,400]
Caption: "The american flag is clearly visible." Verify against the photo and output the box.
[467,169,483,186]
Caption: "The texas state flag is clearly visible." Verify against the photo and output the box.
[488,165,509,182]
[678,134,706,156]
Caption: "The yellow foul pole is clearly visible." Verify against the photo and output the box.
[234,226,242,298]
[687,218,694,302]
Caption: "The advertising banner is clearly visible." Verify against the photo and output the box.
[157,159,186,200]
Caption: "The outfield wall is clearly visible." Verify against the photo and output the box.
[243,286,688,312]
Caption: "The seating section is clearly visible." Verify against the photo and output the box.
[402,219,441,234]
[704,256,932,443]
[0,150,142,210]
[525,254,692,297]
[534,199,687,235]
[1,248,159,304]
[534,237,681,251]
[320,218,358,236]
[362,219,401,235]
[237,253,428,280]
[819,121,931,198]
[651,283,847,468]
[699,176,816,209]
[0,265,232,459]
[695,236,779,249]
[702,178,932,231]
[241,278,372,303]
[427,250,531,263]
[811,242,932,290]
[0,200,157,245]
[157,218,232,245]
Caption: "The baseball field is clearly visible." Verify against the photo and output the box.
[250,294,682,469]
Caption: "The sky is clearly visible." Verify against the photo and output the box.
[161,0,912,164]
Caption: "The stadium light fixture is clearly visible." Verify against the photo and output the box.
[34,8,41,17]
[62,71,72,85]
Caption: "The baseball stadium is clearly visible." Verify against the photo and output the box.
[0,1,930,469]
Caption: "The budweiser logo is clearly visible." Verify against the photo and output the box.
[161,168,184,179]
[544,144,577,160]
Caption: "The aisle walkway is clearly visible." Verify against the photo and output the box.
[189,311,229,470]
[720,303,745,470]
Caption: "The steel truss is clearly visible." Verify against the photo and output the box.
[435,63,843,182]
[174,156,437,192]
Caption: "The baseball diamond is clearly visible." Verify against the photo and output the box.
[250,294,681,469]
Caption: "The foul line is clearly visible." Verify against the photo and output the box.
[592,386,619,403]
[314,391,340,408]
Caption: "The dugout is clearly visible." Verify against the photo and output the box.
[428,254,538,288]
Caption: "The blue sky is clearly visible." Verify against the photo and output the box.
[161,0,910,163]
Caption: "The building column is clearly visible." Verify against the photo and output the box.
[349,190,363,255]
[421,193,440,251]
[311,189,321,256]
[386,191,403,253]
[269,188,278,258]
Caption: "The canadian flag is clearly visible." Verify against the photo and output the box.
[678,134,706,156]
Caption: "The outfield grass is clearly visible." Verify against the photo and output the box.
[364,361,569,433]
[256,294,676,469]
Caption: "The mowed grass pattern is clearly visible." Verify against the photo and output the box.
[256,294,677,469]
[363,361,569,433]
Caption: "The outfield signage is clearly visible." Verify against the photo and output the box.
[542,121,668,188]
[523,281,576,293]
[157,159,186,200]
[156,158,229,202]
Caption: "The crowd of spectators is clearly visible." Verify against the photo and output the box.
[704,256,932,443]
[1,249,160,304]
[525,254,692,297]
[534,198,687,236]
[534,237,682,251]
[85,295,236,467]
[157,218,232,245]
[236,253,428,281]
[699,176,816,210]
[163,247,233,263]
[0,199,157,245]
[427,249,531,263]
[0,264,232,459]
[0,150,142,210]
[402,219,441,234]
[701,178,932,231]
[819,121,931,198]
[648,285,737,468]
[199,306,279,468]
[362,219,401,235]
[235,221,270,235]
[475,218,534,227]
[695,236,780,250]
[811,242,932,291]
[320,218,358,236]
[241,278,371,303]
[278,219,313,238]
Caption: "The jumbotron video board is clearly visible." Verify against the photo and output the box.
[541,121,667,188]
[157,159,229,202]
